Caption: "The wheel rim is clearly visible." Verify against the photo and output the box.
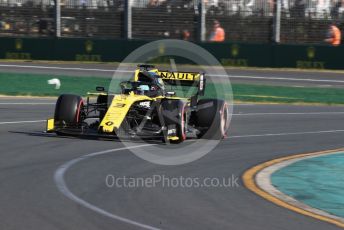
[75,100,84,123]
[180,105,186,141]
[220,103,229,138]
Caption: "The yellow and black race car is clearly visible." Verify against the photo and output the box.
[46,65,229,143]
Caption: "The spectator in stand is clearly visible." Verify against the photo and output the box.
[148,0,166,7]
[182,29,190,40]
[337,0,344,15]
[209,20,225,42]
[148,0,159,7]
[324,22,341,46]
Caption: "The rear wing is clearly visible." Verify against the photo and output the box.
[135,65,206,96]
[156,71,206,96]
[157,71,201,82]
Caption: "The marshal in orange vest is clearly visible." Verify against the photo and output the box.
[325,25,341,46]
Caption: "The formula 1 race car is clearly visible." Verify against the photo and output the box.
[46,65,229,143]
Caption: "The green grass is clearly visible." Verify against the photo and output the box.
[0,72,344,105]
[0,73,113,96]
[232,84,344,104]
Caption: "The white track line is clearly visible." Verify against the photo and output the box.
[224,75,344,84]
[54,144,159,230]
[0,120,45,125]
[0,111,343,126]
[0,64,116,72]
[230,129,344,138]
[0,103,54,105]
[0,64,344,84]
[233,112,344,116]
[52,127,344,228]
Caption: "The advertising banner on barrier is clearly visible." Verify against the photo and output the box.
[0,37,344,70]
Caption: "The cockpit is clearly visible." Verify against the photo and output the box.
[120,71,166,97]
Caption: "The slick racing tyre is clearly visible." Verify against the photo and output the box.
[54,94,84,128]
[196,99,229,140]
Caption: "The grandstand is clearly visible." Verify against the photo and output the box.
[0,0,342,43]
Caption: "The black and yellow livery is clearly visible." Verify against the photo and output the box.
[46,65,229,143]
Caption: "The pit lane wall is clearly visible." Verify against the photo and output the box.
[1,37,343,70]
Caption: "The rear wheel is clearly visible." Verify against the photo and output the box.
[54,94,84,131]
[196,99,229,140]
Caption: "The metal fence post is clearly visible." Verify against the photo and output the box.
[198,1,206,42]
[273,0,281,43]
[125,0,132,39]
[55,0,61,37]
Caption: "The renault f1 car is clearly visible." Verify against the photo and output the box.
[46,65,229,143]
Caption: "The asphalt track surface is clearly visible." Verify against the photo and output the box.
[1,62,344,229]
[1,96,344,230]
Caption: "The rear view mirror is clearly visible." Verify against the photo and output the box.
[166,91,176,96]
[198,74,205,96]
[96,86,105,92]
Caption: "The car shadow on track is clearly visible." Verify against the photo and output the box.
[8,130,166,145]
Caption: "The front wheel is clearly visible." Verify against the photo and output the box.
[54,94,84,130]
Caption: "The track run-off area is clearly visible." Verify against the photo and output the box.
[0,62,344,229]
